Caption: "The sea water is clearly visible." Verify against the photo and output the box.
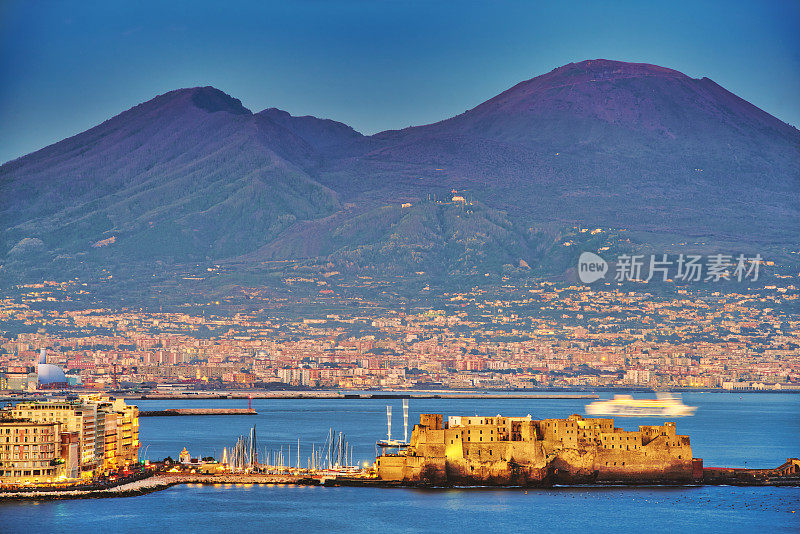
[1,392,798,533]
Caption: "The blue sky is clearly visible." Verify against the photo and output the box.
[1,0,798,163]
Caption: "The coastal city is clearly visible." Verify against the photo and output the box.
[3,1,800,531]
[1,273,798,393]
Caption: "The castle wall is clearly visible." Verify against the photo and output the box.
[378,413,694,485]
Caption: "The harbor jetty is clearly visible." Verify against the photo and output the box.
[139,408,257,417]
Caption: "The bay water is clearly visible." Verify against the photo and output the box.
[2,392,798,533]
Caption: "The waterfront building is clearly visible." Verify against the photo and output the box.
[60,431,81,479]
[0,418,61,484]
[377,413,694,485]
[5,395,139,478]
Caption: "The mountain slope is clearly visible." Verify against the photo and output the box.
[243,201,555,276]
[335,60,800,245]
[2,61,798,281]
[257,108,365,154]
[0,87,340,262]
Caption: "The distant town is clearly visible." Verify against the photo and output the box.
[2,272,798,393]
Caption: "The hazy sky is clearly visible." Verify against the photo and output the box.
[1,0,798,163]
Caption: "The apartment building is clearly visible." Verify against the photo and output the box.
[0,418,61,484]
[5,395,139,480]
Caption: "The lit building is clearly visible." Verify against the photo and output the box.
[3,370,37,391]
[5,395,139,478]
[0,418,62,484]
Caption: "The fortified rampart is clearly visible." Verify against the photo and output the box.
[377,413,694,485]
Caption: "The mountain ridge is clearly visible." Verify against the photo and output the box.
[2,59,798,281]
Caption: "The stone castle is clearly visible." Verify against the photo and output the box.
[377,413,696,485]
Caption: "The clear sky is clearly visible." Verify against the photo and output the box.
[1,0,798,164]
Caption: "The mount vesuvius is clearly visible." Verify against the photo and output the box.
[2,60,798,279]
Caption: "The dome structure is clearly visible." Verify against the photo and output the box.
[37,363,67,384]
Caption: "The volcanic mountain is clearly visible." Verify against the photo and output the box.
[0,87,340,262]
[321,60,800,244]
[2,60,798,279]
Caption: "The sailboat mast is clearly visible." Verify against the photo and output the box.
[328,429,333,469]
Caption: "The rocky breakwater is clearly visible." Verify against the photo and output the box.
[0,475,177,501]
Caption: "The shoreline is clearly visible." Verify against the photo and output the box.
[3,389,798,404]
[0,476,181,501]
[3,470,799,501]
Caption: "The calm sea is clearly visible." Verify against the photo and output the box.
[2,392,798,533]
